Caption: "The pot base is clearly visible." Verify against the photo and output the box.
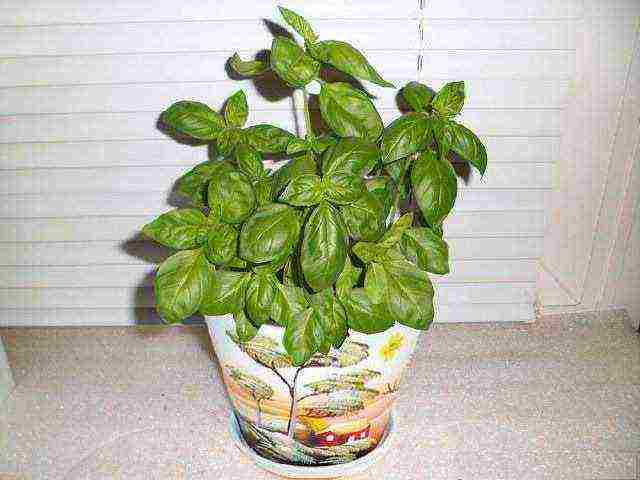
[229,413,395,478]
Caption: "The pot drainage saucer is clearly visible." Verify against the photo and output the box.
[228,413,395,479]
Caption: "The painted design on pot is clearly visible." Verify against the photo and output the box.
[208,315,419,466]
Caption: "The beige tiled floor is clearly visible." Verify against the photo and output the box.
[1,310,639,479]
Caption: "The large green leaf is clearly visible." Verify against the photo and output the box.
[401,81,435,112]
[400,227,450,274]
[321,137,380,177]
[208,168,256,224]
[432,81,465,118]
[160,101,226,140]
[244,124,296,154]
[245,272,277,325]
[308,40,394,88]
[235,144,266,180]
[411,149,457,226]
[364,261,434,330]
[313,289,348,349]
[155,249,213,324]
[271,152,317,195]
[284,307,322,366]
[270,36,319,88]
[239,203,300,263]
[234,310,258,342]
[142,209,208,249]
[351,212,413,264]
[335,256,362,295]
[278,6,318,44]
[381,112,432,164]
[340,191,385,241]
[224,90,249,128]
[301,202,347,292]
[230,53,269,77]
[216,127,242,157]
[340,288,393,334]
[253,176,273,206]
[281,173,323,206]
[204,223,238,266]
[440,121,487,175]
[321,172,366,206]
[366,176,396,220]
[175,160,230,208]
[271,283,309,327]
[319,82,383,143]
[200,270,251,315]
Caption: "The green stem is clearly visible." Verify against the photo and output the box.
[302,87,314,140]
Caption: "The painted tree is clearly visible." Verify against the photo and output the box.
[227,331,371,438]
[226,365,274,427]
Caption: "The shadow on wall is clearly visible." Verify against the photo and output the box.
[120,16,473,325]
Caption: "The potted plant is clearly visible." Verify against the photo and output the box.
[141,6,487,475]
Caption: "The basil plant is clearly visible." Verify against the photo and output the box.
[142,7,488,366]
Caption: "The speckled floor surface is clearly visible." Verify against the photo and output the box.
[0,310,639,480]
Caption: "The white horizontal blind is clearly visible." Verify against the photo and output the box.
[0,0,579,326]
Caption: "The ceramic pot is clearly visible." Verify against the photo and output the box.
[206,314,420,467]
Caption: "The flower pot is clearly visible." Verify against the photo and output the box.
[205,314,420,470]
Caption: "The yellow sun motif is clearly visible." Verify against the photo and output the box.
[380,332,405,362]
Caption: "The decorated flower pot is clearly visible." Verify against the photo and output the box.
[206,314,420,468]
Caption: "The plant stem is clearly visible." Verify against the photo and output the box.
[302,88,314,140]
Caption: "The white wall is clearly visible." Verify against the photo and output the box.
[0,0,579,325]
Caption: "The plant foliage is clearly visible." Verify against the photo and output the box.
[143,6,488,364]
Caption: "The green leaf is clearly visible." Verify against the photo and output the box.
[311,134,338,154]
[440,121,487,175]
[278,6,318,44]
[381,112,432,164]
[364,261,434,330]
[380,212,414,247]
[352,241,386,264]
[401,81,435,112]
[313,289,348,349]
[234,310,259,342]
[270,36,320,88]
[142,209,208,249]
[432,81,465,118]
[175,160,227,208]
[321,172,366,206]
[335,256,362,295]
[322,137,380,177]
[283,307,321,366]
[281,173,323,206]
[154,249,213,324]
[307,40,394,88]
[286,137,309,155]
[244,124,296,154]
[204,223,238,265]
[208,168,256,224]
[253,176,273,206]
[351,212,413,264]
[319,82,383,143]
[224,90,249,128]
[271,283,310,327]
[411,149,457,226]
[340,288,393,334]
[216,127,242,156]
[200,270,251,315]
[239,203,300,263]
[160,101,226,141]
[400,227,450,274]
[230,53,269,77]
[245,272,277,325]
[301,202,347,292]
[235,144,265,180]
[366,176,396,220]
[340,191,386,241]
[272,151,318,195]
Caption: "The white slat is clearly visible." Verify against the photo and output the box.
[0,51,572,87]
[0,303,535,326]
[0,0,419,25]
[0,136,560,169]
[0,283,536,309]
[0,109,562,144]
[0,163,553,195]
[0,259,538,288]
[0,20,577,58]
[0,211,546,242]
[0,237,542,267]
[0,79,570,116]
[0,190,548,218]
[426,0,583,19]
